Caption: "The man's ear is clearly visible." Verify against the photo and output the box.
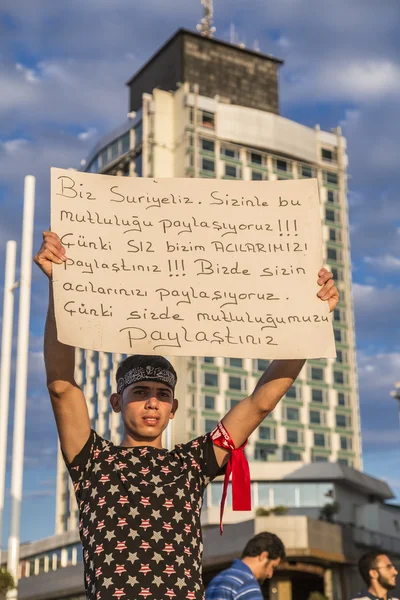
[259,551,269,563]
[169,398,179,419]
[369,567,378,582]
[110,393,122,413]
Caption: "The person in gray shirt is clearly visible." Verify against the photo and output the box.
[352,551,398,600]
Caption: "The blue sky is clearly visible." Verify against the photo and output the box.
[0,0,400,545]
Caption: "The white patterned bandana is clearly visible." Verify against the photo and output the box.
[117,365,176,395]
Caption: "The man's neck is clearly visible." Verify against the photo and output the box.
[240,557,259,580]
[120,432,164,449]
[368,583,389,599]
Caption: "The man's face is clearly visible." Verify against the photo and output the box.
[113,381,177,442]
[373,555,398,590]
[260,556,281,581]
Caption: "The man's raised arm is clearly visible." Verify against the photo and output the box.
[213,268,339,467]
[35,231,91,463]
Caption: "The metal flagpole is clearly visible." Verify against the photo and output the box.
[7,176,35,596]
[0,241,17,563]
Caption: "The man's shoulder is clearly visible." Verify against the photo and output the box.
[209,563,255,586]
[350,595,400,600]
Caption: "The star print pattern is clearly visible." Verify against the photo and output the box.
[65,430,223,599]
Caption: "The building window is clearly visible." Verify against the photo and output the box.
[134,153,142,177]
[336,413,351,428]
[286,386,299,400]
[338,392,349,406]
[312,454,328,462]
[205,419,218,432]
[334,309,342,323]
[286,407,300,421]
[99,147,108,169]
[287,429,302,445]
[284,449,302,461]
[338,458,349,466]
[201,138,215,153]
[225,164,241,178]
[135,122,143,145]
[201,157,215,173]
[251,170,266,180]
[276,158,290,172]
[329,228,341,242]
[334,370,347,385]
[325,208,336,223]
[110,141,120,162]
[311,388,324,403]
[324,170,339,186]
[229,376,245,391]
[221,146,240,159]
[203,356,214,364]
[340,436,352,450]
[327,248,338,262]
[309,410,324,425]
[259,426,276,441]
[255,359,269,372]
[121,133,130,154]
[321,148,336,162]
[200,111,215,128]
[254,444,277,461]
[227,358,243,368]
[88,157,99,173]
[311,367,324,381]
[300,164,314,178]
[204,372,218,387]
[334,328,346,343]
[314,433,328,447]
[249,151,263,165]
[331,267,342,282]
[327,189,338,203]
[229,398,240,410]
[204,395,215,410]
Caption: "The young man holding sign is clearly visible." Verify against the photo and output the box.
[34,231,339,600]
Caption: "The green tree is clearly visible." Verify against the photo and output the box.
[319,501,340,523]
[0,569,15,595]
[307,592,328,600]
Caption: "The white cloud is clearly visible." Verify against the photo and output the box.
[282,59,400,104]
[1,138,29,154]
[77,128,97,141]
[16,62,39,83]
[276,35,290,48]
[362,429,400,445]
[357,350,400,397]
[327,60,400,100]
[364,255,400,270]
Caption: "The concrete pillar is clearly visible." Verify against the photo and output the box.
[324,568,333,600]
[277,578,292,600]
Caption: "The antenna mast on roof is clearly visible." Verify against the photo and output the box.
[196,0,216,38]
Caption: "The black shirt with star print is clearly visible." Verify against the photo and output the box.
[65,430,223,600]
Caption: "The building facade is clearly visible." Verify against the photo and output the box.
[8,464,400,600]
[56,29,361,533]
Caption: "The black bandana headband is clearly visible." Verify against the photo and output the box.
[117,365,176,395]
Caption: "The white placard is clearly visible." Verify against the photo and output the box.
[51,168,336,359]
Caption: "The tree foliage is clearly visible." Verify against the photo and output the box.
[0,569,15,595]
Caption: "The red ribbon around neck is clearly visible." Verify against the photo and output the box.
[210,422,251,534]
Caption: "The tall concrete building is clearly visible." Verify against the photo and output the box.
[56,29,360,533]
